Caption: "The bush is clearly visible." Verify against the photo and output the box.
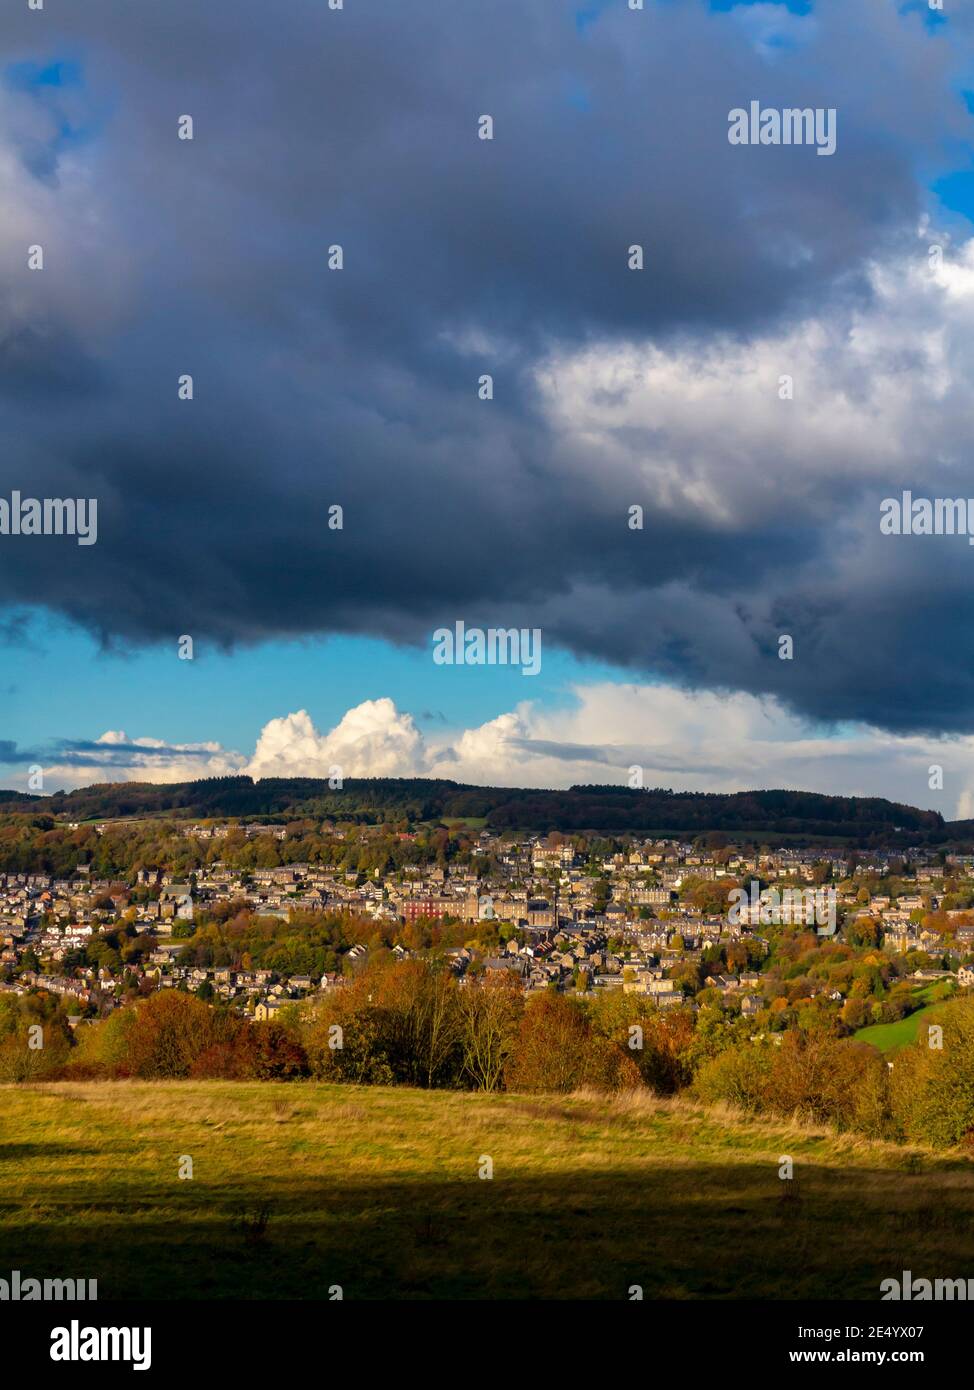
[66,1008,137,1078]
[505,994,640,1094]
[304,959,481,1088]
[68,991,238,1080]
[186,1022,308,1080]
[890,1000,974,1147]
[693,1031,889,1134]
[693,1042,775,1112]
[0,995,74,1081]
[305,1007,395,1085]
[588,994,696,1094]
[0,1021,72,1082]
[245,1021,308,1079]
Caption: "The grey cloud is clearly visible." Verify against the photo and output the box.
[513,736,733,776]
[0,0,969,730]
[0,738,217,768]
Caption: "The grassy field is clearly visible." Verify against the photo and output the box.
[1,1081,972,1300]
[854,1004,944,1053]
[854,986,953,1053]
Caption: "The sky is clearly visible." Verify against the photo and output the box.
[3,0,974,812]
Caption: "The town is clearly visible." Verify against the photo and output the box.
[1,815,970,1038]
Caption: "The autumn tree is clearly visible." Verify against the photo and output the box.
[504,993,639,1094]
[458,972,523,1092]
[125,990,232,1079]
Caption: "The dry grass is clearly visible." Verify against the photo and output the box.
[0,1079,970,1299]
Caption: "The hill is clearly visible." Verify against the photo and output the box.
[1,1080,971,1299]
[0,774,966,845]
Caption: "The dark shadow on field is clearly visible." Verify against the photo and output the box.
[1,1161,973,1300]
[0,1143,104,1160]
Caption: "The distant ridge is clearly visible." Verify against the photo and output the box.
[0,775,969,846]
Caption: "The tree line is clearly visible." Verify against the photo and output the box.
[6,956,974,1151]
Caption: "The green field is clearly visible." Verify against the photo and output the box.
[854,987,952,1054]
[1,1081,972,1300]
[854,1005,943,1053]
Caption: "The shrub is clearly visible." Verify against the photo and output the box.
[505,994,640,1094]
[65,1008,137,1078]
[0,995,74,1081]
[121,991,234,1079]
[693,1031,889,1134]
[0,1021,72,1082]
[588,994,696,1094]
[693,1042,775,1112]
[890,1000,974,1147]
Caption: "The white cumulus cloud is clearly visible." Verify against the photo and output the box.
[14,686,974,823]
[246,700,427,780]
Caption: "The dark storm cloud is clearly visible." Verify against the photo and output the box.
[0,0,970,730]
